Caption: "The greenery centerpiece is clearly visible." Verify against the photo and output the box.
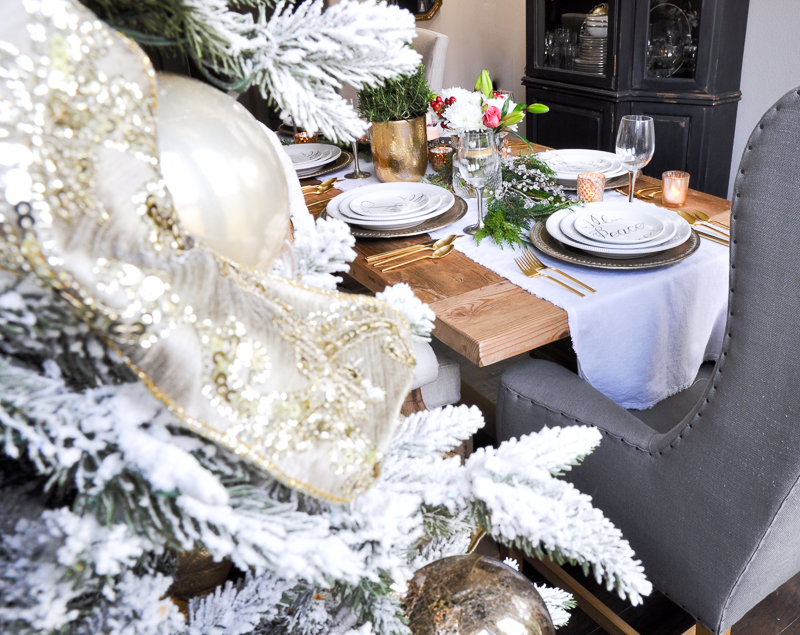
[358,64,431,182]
[476,153,576,248]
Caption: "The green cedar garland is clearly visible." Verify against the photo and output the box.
[475,153,576,248]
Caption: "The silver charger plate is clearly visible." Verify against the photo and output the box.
[530,221,700,270]
[297,150,352,180]
[319,195,467,238]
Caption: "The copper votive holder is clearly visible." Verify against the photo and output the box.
[293,131,318,144]
[662,171,690,207]
[577,172,606,202]
[429,145,454,172]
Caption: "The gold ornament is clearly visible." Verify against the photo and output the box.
[404,554,556,635]
[0,0,416,502]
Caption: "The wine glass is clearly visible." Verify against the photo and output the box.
[615,115,655,202]
[456,130,501,235]
[346,99,371,179]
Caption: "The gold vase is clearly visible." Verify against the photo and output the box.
[370,116,428,183]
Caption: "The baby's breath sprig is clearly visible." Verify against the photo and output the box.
[476,154,576,248]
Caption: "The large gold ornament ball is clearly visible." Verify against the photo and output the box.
[156,74,290,271]
[404,553,556,635]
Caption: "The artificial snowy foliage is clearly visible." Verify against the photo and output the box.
[271,216,357,291]
[0,253,651,633]
[82,0,421,142]
[376,283,436,342]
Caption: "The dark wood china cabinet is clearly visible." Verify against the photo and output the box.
[523,0,750,197]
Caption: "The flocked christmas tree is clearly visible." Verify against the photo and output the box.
[0,1,652,634]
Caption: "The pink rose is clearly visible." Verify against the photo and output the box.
[482,104,501,129]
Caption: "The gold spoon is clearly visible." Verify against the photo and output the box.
[301,178,337,195]
[369,235,462,265]
[380,244,455,271]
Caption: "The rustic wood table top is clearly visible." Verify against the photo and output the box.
[306,141,732,368]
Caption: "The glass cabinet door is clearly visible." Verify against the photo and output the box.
[645,0,700,80]
[530,0,616,87]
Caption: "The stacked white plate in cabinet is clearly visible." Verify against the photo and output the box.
[537,149,627,187]
[545,201,692,259]
[325,183,455,231]
[283,143,342,177]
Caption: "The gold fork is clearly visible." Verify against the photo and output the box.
[521,249,597,294]
[514,252,586,297]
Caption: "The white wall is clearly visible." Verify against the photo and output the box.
[728,0,800,197]
[424,0,527,103]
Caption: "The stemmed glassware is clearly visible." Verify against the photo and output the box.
[615,115,655,202]
[346,99,371,179]
[456,130,500,235]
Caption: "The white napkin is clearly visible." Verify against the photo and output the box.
[426,191,729,410]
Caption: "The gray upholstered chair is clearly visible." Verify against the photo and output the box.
[412,28,449,93]
[495,86,800,635]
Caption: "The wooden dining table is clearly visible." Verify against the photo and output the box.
[306,142,732,369]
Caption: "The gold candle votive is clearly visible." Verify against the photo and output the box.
[428,145,454,171]
[662,171,690,207]
[577,172,606,202]
[293,131,318,144]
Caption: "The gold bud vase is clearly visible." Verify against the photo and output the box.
[370,116,428,183]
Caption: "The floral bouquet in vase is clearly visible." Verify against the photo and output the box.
[429,70,548,195]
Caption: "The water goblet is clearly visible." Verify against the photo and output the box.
[456,131,501,235]
[615,115,655,203]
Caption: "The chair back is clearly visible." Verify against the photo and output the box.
[692,85,800,632]
[412,28,449,92]
[625,86,800,633]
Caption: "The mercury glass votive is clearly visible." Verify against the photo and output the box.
[428,145,454,171]
[577,172,606,202]
[293,131,318,144]
[662,171,690,207]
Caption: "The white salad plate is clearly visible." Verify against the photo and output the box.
[573,208,665,244]
[325,184,454,230]
[346,194,443,220]
[538,149,625,179]
[560,208,677,250]
[284,143,342,169]
[546,203,691,259]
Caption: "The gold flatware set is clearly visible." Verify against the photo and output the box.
[367,235,461,267]
[515,249,596,297]
[677,210,730,246]
[615,185,662,200]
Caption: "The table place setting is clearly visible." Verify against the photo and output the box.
[320,181,467,238]
[283,142,352,179]
[427,187,730,409]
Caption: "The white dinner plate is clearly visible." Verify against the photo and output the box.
[538,149,625,178]
[546,203,691,259]
[560,207,677,250]
[325,184,454,230]
[573,208,665,244]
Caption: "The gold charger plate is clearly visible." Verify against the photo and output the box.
[319,195,467,238]
[297,150,352,180]
[530,221,700,270]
